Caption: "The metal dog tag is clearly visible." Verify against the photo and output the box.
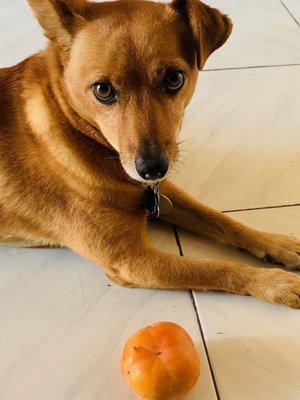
[144,185,173,219]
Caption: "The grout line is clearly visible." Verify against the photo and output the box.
[172,224,221,400]
[222,202,300,214]
[172,224,184,256]
[203,63,300,72]
[190,290,221,400]
[278,0,300,27]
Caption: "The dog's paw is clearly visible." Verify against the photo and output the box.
[246,232,300,270]
[248,268,300,308]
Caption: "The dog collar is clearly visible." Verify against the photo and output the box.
[144,184,172,220]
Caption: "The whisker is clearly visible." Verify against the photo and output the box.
[178,148,191,154]
[177,139,189,145]
[103,156,120,160]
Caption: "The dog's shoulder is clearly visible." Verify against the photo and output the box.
[0,55,47,134]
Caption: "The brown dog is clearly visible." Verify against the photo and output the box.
[0,0,300,308]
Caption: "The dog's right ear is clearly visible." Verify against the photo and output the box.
[27,0,89,49]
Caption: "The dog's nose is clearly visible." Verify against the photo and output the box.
[135,153,169,180]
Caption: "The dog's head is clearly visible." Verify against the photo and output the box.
[28,0,232,182]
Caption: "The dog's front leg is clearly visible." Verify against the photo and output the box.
[61,209,300,308]
[160,180,300,270]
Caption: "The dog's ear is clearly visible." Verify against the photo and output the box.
[171,0,232,69]
[27,0,89,49]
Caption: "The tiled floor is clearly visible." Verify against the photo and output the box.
[0,1,299,399]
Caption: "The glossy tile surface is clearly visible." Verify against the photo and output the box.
[0,0,46,68]
[0,223,217,400]
[202,0,300,69]
[281,0,300,24]
[171,66,300,210]
[178,207,300,400]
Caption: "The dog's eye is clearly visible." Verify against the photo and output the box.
[92,81,116,104]
[164,71,185,93]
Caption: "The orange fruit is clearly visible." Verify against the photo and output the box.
[121,322,200,400]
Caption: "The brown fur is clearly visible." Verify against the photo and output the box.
[0,0,300,308]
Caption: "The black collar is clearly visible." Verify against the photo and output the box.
[144,184,160,220]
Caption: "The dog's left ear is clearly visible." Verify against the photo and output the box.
[28,0,89,49]
[171,0,232,69]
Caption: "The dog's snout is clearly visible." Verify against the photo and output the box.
[135,152,169,180]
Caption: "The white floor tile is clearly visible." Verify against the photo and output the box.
[281,0,300,24]
[178,207,300,400]
[0,223,217,400]
[202,0,300,69]
[0,0,46,68]
[193,292,300,400]
[171,66,300,210]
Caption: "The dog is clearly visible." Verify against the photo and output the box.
[0,0,300,308]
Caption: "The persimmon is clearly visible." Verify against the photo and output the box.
[121,322,200,400]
